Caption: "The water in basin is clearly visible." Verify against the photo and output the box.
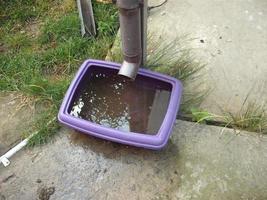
[69,66,172,135]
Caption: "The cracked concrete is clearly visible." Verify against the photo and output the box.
[1,121,267,200]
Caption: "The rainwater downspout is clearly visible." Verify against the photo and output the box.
[116,0,147,80]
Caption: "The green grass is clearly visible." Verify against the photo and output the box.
[3,32,32,50]
[26,111,59,146]
[0,0,39,25]
[0,0,119,145]
[39,13,81,44]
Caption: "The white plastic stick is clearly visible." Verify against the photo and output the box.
[0,117,56,167]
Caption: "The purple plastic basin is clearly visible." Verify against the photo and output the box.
[58,59,182,150]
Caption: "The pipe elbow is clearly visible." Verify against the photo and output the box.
[118,60,140,80]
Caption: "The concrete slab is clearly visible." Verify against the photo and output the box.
[1,121,267,199]
[0,92,41,155]
[148,0,267,114]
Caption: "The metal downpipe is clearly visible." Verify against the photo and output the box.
[116,0,142,80]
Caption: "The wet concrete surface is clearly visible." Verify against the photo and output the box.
[1,120,267,199]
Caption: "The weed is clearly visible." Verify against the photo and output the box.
[27,112,60,146]
[223,101,267,134]
[190,100,267,134]
[147,36,207,113]
[191,108,225,124]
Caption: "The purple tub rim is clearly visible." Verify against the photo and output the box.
[58,59,183,150]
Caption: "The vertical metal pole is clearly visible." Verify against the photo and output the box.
[77,0,96,37]
[140,0,148,66]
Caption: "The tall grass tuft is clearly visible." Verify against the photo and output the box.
[108,34,208,114]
